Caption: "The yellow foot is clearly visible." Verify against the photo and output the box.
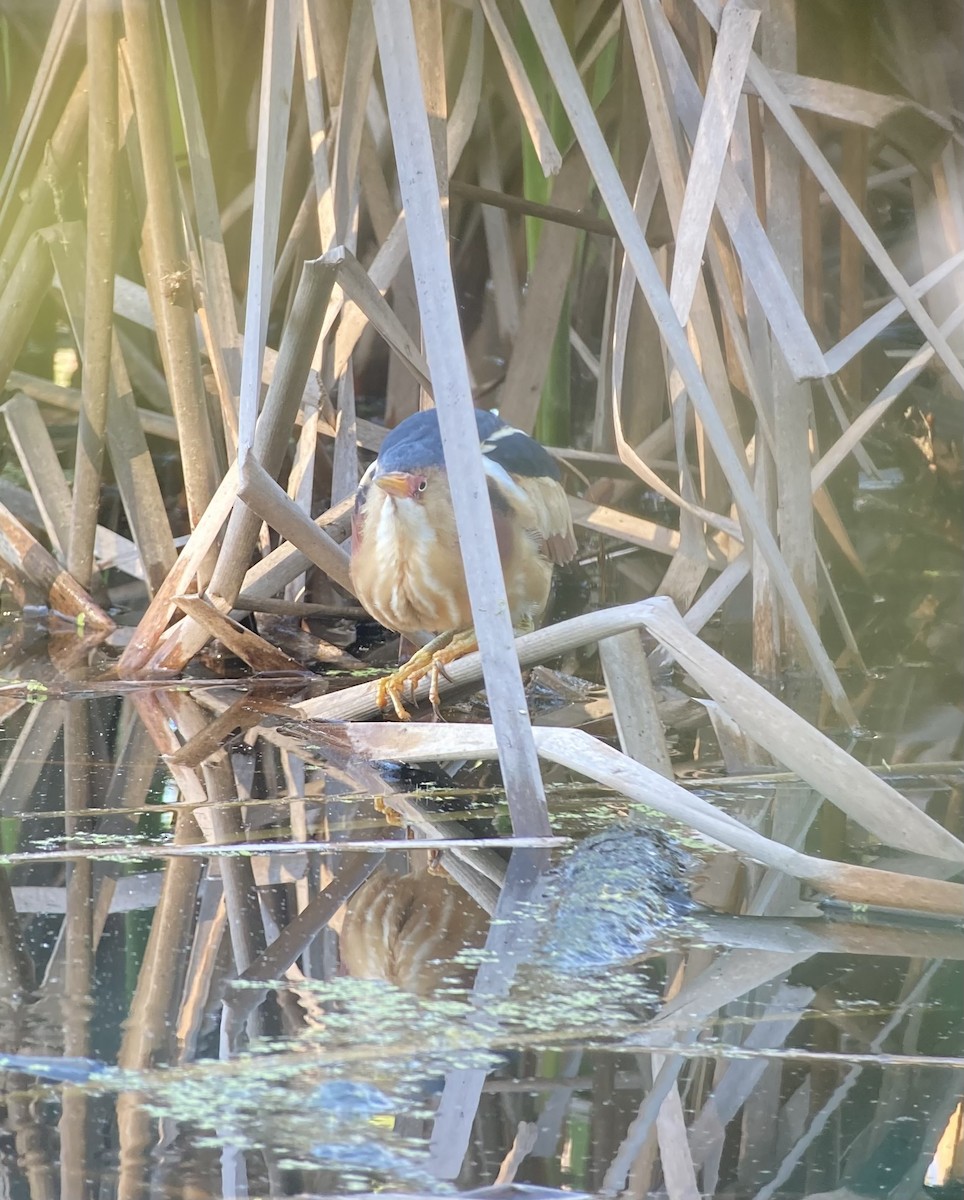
[375,631,457,720]
[375,629,479,720]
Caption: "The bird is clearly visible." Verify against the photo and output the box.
[350,407,577,719]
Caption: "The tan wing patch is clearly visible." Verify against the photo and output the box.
[513,476,578,565]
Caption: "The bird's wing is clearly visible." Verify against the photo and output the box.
[480,422,562,482]
[479,428,577,566]
[512,475,578,565]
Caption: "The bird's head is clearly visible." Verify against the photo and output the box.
[367,410,453,511]
[351,416,452,555]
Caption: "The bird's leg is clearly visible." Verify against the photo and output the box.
[376,631,457,719]
[378,620,530,718]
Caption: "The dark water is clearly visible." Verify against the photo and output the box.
[0,669,960,1200]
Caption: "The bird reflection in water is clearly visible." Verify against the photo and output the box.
[340,867,489,995]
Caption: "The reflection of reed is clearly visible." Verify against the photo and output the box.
[0,677,960,1198]
[61,698,92,1200]
[341,868,489,995]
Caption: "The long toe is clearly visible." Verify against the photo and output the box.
[428,661,446,718]
[376,674,411,720]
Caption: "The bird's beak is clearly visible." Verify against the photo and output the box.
[374,472,412,498]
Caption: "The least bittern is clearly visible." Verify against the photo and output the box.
[350,408,577,718]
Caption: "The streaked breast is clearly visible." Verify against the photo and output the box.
[350,486,471,634]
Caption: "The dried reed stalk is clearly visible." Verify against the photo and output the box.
[120,0,219,531]
[0,5,959,875]
[67,0,117,588]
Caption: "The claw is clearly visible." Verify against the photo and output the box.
[433,658,455,685]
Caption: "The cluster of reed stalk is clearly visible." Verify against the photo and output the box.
[0,0,960,823]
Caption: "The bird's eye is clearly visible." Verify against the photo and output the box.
[416,479,428,494]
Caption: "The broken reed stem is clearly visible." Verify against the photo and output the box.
[0,501,113,629]
[68,0,118,587]
[759,2,820,660]
[297,595,964,866]
[373,0,551,840]
[116,464,239,674]
[333,722,964,918]
[225,250,342,590]
[48,222,177,595]
[0,0,82,235]
[2,391,75,556]
[159,0,243,410]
